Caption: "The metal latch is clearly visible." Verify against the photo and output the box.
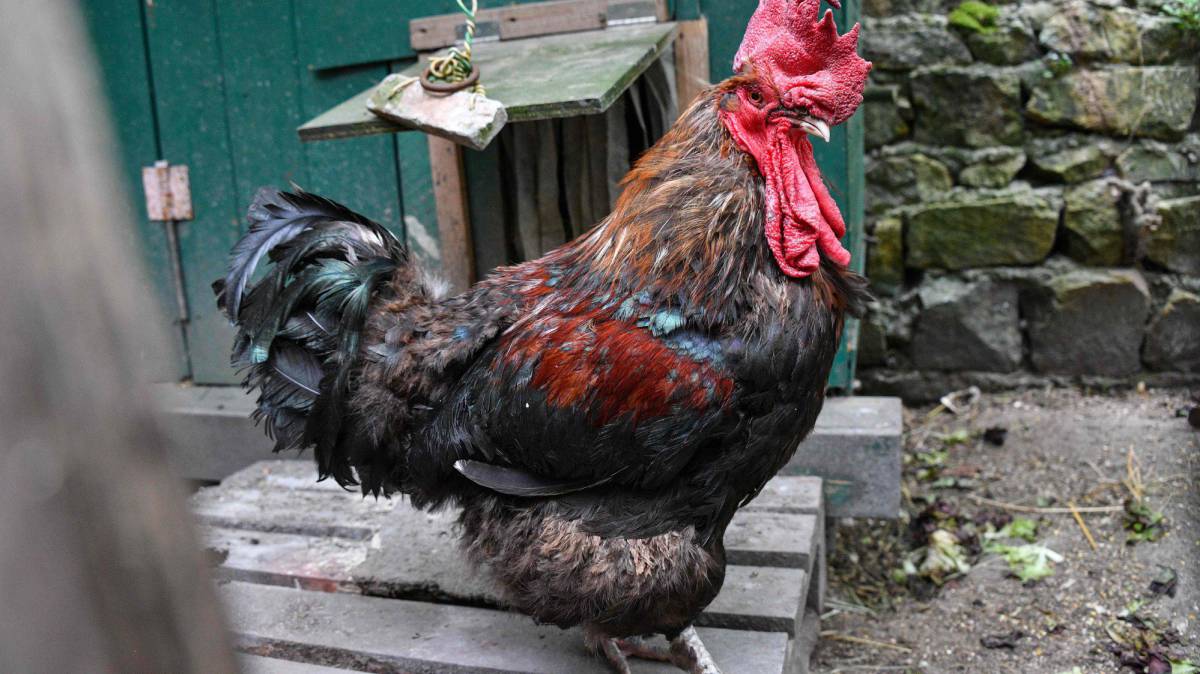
[141,160,193,221]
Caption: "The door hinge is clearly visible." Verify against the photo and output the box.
[141,160,192,327]
[141,160,193,221]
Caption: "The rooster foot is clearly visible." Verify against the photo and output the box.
[600,636,672,673]
[668,626,723,674]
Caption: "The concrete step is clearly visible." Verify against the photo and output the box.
[156,384,901,517]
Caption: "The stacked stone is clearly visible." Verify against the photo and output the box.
[858,0,1200,401]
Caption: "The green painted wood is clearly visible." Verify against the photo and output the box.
[80,0,188,381]
[396,131,443,273]
[298,23,678,141]
[143,0,243,384]
[298,65,405,236]
[219,1,310,219]
[129,1,410,385]
[294,0,413,71]
[294,0,575,72]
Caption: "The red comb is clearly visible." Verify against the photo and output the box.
[734,0,871,125]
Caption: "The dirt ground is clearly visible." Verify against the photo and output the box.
[812,387,1200,674]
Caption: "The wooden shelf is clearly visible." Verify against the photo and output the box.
[298,22,677,143]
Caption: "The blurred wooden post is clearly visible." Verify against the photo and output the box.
[0,0,238,672]
[675,17,711,110]
[429,136,477,292]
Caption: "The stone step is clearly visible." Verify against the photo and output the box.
[221,581,791,674]
[156,383,901,518]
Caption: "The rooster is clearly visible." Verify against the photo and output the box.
[214,1,870,671]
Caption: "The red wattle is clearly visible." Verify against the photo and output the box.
[759,122,850,278]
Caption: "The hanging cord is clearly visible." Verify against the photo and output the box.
[423,0,485,95]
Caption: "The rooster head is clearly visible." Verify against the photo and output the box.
[718,0,871,279]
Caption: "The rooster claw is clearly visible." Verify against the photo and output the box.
[593,627,721,674]
[669,627,723,674]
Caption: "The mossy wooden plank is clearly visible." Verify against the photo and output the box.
[299,23,677,142]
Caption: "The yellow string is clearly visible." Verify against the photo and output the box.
[426,0,485,95]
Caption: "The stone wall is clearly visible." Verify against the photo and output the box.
[857,0,1200,401]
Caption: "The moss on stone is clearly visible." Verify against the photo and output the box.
[948,1,1001,34]
[904,189,1061,270]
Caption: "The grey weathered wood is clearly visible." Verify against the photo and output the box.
[193,477,816,570]
[221,581,790,674]
[428,136,476,292]
[298,23,678,142]
[745,476,824,515]
[195,461,820,635]
[674,17,711,111]
[203,524,809,636]
[411,0,608,51]
[240,655,359,674]
[410,0,667,52]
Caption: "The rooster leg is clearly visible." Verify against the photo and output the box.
[618,636,672,662]
[669,627,723,674]
[599,639,633,674]
[599,636,672,673]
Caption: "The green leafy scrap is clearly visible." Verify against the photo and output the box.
[901,529,972,585]
[1124,499,1168,545]
[1173,660,1199,674]
[948,1,1000,34]
[987,543,1063,583]
[942,428,972,446]
[982,516,1039,544]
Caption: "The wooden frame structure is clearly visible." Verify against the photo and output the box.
[299,7,694,292]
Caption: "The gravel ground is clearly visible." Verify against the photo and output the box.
[812,387,1200,674]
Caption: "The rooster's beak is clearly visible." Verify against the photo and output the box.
[798,117,831,143]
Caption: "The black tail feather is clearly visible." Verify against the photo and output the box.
[215,188,404,487]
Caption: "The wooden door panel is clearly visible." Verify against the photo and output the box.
[81,0,189,381]
[144,0,243,384]
[138,0,409,384]
[300,66,404,237]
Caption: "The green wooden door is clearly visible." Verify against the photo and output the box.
[83,1,413,384]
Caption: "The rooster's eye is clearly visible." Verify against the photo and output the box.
[747,89,765,107]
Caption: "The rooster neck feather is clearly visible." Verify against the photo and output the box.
[538,80,859,328]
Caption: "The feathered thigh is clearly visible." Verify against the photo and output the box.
[458,495,725,640]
